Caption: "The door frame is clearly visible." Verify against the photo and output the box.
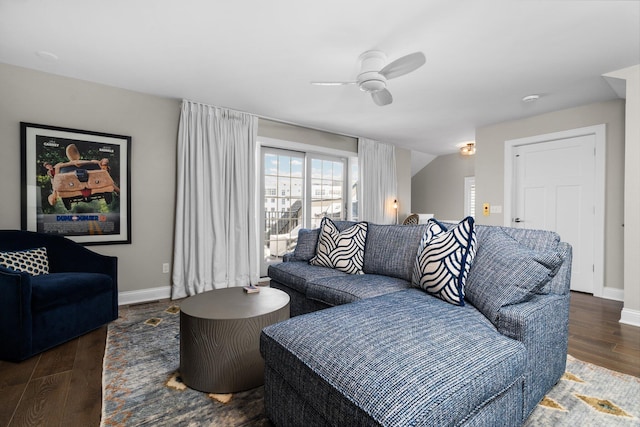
[503,124,606,297]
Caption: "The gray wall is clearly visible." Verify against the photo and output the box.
[475,99,625,292]
[411,152,475,220]
[258,119,358,153]
[0,63,181,294]
[0,62,413,296]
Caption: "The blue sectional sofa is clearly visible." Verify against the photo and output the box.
[0,230,118,362]
[261,220,572,426]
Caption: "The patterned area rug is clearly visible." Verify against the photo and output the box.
[101,301,640,426]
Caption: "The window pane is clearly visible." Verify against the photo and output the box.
[278,155,291,175]
[290,178,303,197]
[311,159,322,179]
[264,154,278,176]
[291,158,303,178]
[333,162,343,180]
[323,160,333,180]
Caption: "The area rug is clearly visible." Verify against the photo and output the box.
[101,301,640,426]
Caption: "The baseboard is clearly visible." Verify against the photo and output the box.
[601,286,624,301]
[620,308,640,327]
[118,286,172,306]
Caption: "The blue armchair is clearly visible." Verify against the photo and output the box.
[0,230,118,362]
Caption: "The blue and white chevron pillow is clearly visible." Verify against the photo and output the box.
[310,217,368,274]
[412,217,477,306]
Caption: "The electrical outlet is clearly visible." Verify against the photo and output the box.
[483,203,490,216]
[162,263,170,274]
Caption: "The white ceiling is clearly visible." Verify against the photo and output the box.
[0,0,638,157]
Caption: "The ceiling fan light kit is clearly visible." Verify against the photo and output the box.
[358,72,387,92]
[312,50,426,106]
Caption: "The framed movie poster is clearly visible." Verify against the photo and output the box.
[21,122,131,245]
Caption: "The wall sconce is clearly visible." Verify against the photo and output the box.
[393,199,398,224]
[460,142,476,156]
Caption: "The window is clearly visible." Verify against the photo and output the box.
[262,148,304,274]
[464,176,476,218]
[259,141,358,276]
[310,156,345,229]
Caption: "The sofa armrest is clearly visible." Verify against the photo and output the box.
[0,267,33,361]
[282,253,309,262]
[496,293,570,417]
[492,243,571,417]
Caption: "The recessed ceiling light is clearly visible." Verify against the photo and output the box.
[36,51,59,62]
[522,94,540,103]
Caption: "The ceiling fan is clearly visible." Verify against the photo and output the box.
[311,50,426,106]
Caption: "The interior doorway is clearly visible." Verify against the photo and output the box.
[504,125,606,295]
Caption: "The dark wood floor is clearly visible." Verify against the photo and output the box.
[568,291,640,377]
[1,292,638,426]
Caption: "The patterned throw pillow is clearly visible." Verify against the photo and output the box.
[0,247,50,276]
[412,217,477,306]
[310,217,368,274]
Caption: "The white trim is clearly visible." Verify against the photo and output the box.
[620,308,640,327]
[601,286,624,301]
[504,124,606,297]
[118,286,171,306]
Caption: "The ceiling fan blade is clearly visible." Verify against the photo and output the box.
[310,81,356,86]
[371,89,393,106]
[379,52,426,80]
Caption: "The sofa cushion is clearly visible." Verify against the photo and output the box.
[268,262,348,294]
[261,289,525,426]
[489,226,563,295]
[362,223,428,281]
[31,272,114,311]
[290,228,320,261]
[310,218,368,274]
[0,247,49,276]
[466,228,565,323]
[412,217,477,306]
[306,274,410,306]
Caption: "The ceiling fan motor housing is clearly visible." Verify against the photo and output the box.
[357,50,387,93]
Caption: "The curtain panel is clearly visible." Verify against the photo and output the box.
[358,138,397,224]
[172,101,259,299]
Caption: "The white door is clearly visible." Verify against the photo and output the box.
[512,135,595,293]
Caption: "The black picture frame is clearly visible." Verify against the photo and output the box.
[20,122,132,245]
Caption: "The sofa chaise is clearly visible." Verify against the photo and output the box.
[260,218,572,426]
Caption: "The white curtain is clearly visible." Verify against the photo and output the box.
[358,138,397,224]
[172,100,259,299]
